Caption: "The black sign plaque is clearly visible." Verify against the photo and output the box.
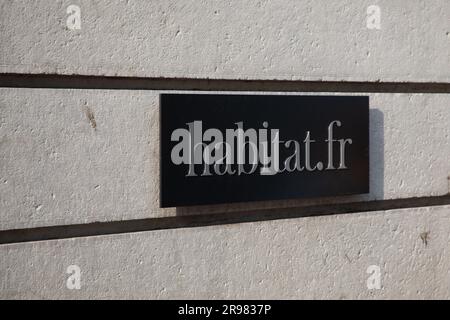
[160,94,369,207]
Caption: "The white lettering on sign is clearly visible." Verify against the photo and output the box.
[170,121,352,177]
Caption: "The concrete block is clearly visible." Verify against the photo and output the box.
[0,0,449,82]
[1,89,449,230]
[1,205,450,299]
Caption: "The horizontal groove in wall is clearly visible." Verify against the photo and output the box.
[1,73,450,93]
[1,195,450,245]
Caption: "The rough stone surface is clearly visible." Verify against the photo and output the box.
[0,0,449,82]
[1,89,449,230]
[1,0,450,300]
[1,205,450,299]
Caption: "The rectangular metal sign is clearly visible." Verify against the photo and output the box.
[160,94,369,207]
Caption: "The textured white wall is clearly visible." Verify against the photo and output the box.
[0,0,449,299]
[1,206,450,299]
[1,0,449,82]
